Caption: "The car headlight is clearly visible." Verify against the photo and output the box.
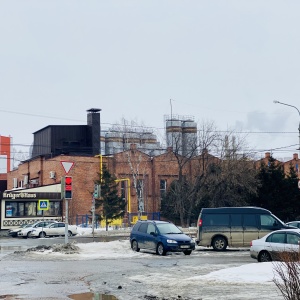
[167,239,178,244]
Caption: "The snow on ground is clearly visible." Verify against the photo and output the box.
[30,226,277,286]
[192,262,275,284]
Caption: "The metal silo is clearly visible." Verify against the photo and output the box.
[100,133,106,155]
[139,132,157,154]
[105,131,124,154]
[124,132,140,150]
[166,119,182,154]
[182,120,198,156]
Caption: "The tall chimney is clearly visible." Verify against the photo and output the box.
[87,108,101,156]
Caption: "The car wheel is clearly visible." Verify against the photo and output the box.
[39,231,46,238]
[212,236,227,251]
[131,240,140,252]
[258,251,272,262]
[26,232,32,238]
[156,243,166,256]
[183,250,192,255]
[68,231,72,237]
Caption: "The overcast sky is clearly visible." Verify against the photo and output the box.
[1,1,300,161]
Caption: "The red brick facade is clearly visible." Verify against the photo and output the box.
[5,150,300,226]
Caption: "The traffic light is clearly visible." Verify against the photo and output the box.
[93,184,100,198]
[64,176,73,199]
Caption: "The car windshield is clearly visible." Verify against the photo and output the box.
[156,223,182,234]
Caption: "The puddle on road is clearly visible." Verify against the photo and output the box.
[68,292,118,300]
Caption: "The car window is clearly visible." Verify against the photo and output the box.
[288,222,300,228]
[132,223,141,231]
[230,214,242,226]
[156,223,182,234]
[243,214,257,227]
[203,214,229,226]
[58,223,65,228]
[138,223,148,233]
[266,232,286,243]
[287,233,300,245]
[260,215,277,228]
[147,223,156,234]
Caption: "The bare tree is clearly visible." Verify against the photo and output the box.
[162,123,259,226]
[162,120,221,227]
[272,252,300,300]
[111,118,152,219]
[203,130,258,207]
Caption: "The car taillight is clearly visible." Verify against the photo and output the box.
[250,241,252,246]
[198,219,202,227]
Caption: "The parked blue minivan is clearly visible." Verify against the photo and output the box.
[130,220,195,256]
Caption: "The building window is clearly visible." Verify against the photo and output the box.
[160,180,167,199]
[5,201,62,218]
[121,181,126,200]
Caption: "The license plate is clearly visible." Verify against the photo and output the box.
[180,245,190,249]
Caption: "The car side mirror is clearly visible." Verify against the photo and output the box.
[150,232,156,236]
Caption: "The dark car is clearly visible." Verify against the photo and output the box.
[130,220,195,256]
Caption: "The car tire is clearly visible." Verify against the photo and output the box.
[39,231,46,238]
[212,236,227,251]
[183,250,192,255]
[258,251,272,262]
[131,240,140,252]
[156,243,166,256]
[26,232,31,238]
[68,231,72,237]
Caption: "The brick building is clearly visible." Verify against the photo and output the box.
[2,146,300,230]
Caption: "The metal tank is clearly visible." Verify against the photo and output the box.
[100,133,106,155]
[105,131,124,154]
[138,132,157,154]
[166,119,182,153]
[124,132,140,150]
[182,120,198,156]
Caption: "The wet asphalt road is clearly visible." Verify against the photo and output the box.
[0,236,283,300]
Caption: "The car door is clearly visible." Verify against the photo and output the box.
[47,223,59,236]
[144,223,157,251]
[259,214,282,238]
[242,214,259,247]
[230,214,243,247]
[285,232,300,260]
[266,232,286,260]
[136,223,148,249]
[57,223,66,235]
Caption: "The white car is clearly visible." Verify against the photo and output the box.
[8,224,32,237]
[30,222,78,238]
[250,229,300,262]
[17,221,57,238]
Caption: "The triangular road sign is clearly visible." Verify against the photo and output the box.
[60,161,75,174]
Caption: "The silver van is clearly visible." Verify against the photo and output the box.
[196,207,292,251]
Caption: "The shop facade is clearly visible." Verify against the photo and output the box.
[1,188,63,229]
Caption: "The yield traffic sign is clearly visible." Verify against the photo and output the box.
[60,161,74,174]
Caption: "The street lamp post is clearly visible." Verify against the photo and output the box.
[273,100,300,173]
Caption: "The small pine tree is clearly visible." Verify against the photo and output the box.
[94,165,126,231]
